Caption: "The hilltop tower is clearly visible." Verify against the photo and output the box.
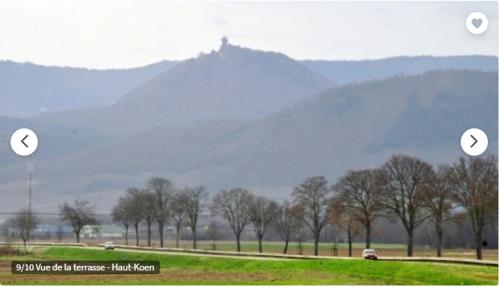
[221,36,229,49]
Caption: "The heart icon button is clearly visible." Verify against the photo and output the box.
[466,12,488,35]
[472,18,482,28]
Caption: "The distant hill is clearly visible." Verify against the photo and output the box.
[115,43,332,122]
[0,115,110,166]
[0,42,333,168]
[0,70,496,212]
[35,43,333,135]
[0,60,177,117]
[301,55,498,84]
[2,54,496,118]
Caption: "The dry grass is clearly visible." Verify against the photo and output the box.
[0,246,17,256]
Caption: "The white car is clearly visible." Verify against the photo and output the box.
[362,249,378,260]
[104,241,115,250]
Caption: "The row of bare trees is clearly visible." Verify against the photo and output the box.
[110,155,496,259]
[111,178,207,249]
[7,154,497,260]
[6,200,97,251]
[331,155,497,259]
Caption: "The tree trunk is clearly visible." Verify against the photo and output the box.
[348,233,353,257]
[406,229,414,257]
[135,222,139,246]
[283,239,289,254]
[236,233,242,252]
[147,222,152,247]
[176,229,180,248]
[75,231,80,243]
[125,226,129,246]
[365,220,371,249]
[23,238,27,254]
[436,220,443,257]
[158,222,164,248]
[258,235,263,253]
[475,230,483,260]
[192,228,197,249]
[314,234,320,256]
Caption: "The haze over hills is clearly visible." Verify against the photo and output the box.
[0,40,334,168]
[33,41,334,135]
[1,45,497,118]
[111,42,334,127]
[0,68,496,213]
[0,60,177,117]
[0,39,498,214]
[302,55,498,85]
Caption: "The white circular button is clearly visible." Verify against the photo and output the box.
[10,128,39,157]
[461,128,488,157]
[466,12,488,35]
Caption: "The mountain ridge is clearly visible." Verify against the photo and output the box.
[301,55,498,84]
[1,53,497,117]
[33,43,334,135]
[0,59,178,117]
[0,69,496,212]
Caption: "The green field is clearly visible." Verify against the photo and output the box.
[168,240,407,253]
[0,247,497,285]
[117,240,499,260]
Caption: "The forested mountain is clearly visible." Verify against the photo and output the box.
[2,53,496,118]
[302,55,498,84]
[0,60,177,117]
[0,70,496,212]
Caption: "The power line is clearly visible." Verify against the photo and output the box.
[0,212,111,216]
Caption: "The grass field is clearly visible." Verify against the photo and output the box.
[12,239,498,260]
[113,240,499,260]
[0,246,497,285]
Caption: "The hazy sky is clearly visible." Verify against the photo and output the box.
[0,1,498,69]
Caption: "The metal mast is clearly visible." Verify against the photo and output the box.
[28,156,33,212]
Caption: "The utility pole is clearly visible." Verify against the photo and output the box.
[27,156,33,213]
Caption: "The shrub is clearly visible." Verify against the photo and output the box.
[0,245,17,256]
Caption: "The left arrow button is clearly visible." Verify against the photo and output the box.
[10,128,39,156]
[21,134,30,148]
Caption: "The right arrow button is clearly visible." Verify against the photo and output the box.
[470,135,478,148]
[461,128,488,156]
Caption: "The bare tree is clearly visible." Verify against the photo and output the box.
[247,195,278,253]
[274,201,302,254]
[140,190,157,247]
[125,188,145,246]
[59,200,97,243]
[148,177,173,248]
[111,197,133,245]
[211,188,252,252]
[179,186,207,249]
[333,169,381,248]
[422,165,454,257]
[330,199,362,257]
[378,155,433,257]
[449,156,498,260]
[170,191,186,248]
[292,176,332,256]
[9,209,39,253]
